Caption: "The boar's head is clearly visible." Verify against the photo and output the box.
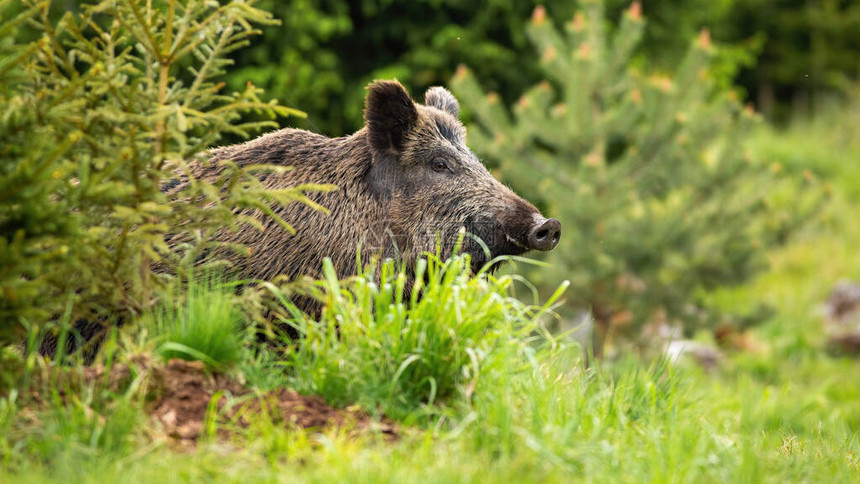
[363,80,560,273]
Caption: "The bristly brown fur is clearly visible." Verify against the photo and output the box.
[167,80,559,315]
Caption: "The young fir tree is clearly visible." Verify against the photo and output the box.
[451,2,821,357]
[0,0,327,348]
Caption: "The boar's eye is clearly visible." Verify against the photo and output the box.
[431,158,449,173]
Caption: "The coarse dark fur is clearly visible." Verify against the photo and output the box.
[38,81,560,360]
[172,80,560,309]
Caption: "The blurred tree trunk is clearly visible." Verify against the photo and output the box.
[758,77,774,118]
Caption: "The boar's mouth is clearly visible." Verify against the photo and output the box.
[462,216,532,274]
[461,212,561,274]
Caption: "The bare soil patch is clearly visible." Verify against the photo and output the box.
[21,357,396,450]
[150,359,396,448]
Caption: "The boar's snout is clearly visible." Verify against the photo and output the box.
[527,217,561,251]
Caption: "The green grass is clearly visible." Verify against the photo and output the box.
[3,110,860,482]
[146,274,248,370]
[264,255,566,420]
[3,353,858,483]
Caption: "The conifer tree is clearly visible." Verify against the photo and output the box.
[451,2,820,356]
[0,0,324,347]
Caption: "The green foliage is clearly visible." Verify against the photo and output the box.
[156,0,858,136]
[708,99,860,352]
[146,275,247,370]
[749,93,860,199]
[221,0,771,136]
[451,2,823,355]
[263,254,567,420]
[0,0,322,348]
[226,0,589,135]
[221,0,857,132]
[717,0,860,119]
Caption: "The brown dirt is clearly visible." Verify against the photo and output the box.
[22,357,396,450]
[149,359,397,449]
[822,281,860,357]
[827,332,860,356]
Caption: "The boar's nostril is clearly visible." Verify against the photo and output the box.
[528,218,561,251]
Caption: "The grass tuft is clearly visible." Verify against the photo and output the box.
[145,274,247,371]
[263,254,568,420]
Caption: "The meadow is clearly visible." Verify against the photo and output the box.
[2,112,859,483]
[2,1,859,482]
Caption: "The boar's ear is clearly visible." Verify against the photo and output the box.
[425,87,460,118]
[365,80,418,154]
